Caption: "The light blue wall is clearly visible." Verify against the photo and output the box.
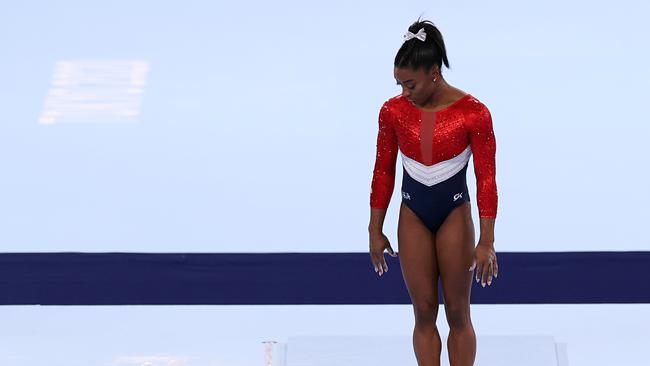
[0,0,648,252]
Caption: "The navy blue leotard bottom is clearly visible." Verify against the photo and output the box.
[400,163,471,234]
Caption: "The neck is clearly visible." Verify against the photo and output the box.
[420,79,451,109]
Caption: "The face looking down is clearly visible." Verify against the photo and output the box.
[394,65,440,106]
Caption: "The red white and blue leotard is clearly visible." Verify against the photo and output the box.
[370,93,497,232]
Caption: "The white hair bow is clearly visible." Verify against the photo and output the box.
[404,28,427,42]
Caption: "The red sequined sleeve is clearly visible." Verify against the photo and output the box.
[370,102,399,209]
[466,103,498,218]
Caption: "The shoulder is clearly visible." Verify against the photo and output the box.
[380,94,409,118]
[462,93,488,111]
[461,94,493,131]
[384,93,411,109]
[462,94,491,119]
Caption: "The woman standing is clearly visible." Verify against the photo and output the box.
[368,19,499,366]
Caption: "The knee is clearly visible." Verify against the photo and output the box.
[413,300,439,325]
[444,303,470,329]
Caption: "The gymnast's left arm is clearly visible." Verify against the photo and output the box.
[467,103,498,246]
[466,102,499,285]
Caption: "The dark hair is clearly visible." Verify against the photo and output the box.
[394,17,450,74]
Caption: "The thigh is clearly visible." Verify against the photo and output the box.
[398,201,440,311]
[435,202,475,309]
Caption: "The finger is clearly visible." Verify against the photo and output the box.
[487,262,494,286]
[371,257,380,273]
[494,259,499,278]
[386,245,397,257]
[481,263,489,287]
[388,246,398,257]
[381,251,389,272]
[475,263,482,283]
[468,259,476,272]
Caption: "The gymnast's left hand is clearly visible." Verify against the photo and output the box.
[469,241,498,287]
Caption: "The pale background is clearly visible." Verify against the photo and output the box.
[0,0,648,365]
[1,0,648,252]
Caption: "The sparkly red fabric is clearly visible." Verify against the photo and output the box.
[370,94,497,218]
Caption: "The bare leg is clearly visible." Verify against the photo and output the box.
[435,202,477,366]
[398,202,442,366]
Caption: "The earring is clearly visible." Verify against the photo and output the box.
[433,78,437,82]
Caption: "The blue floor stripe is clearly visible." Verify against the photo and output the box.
[1,252,648,305]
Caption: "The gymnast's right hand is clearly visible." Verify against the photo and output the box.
[369,232,398,276]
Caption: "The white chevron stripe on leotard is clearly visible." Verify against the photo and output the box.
[401,145,472,186]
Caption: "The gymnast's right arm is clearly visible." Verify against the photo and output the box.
[368,103,399,275]
[368,103,398,234]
